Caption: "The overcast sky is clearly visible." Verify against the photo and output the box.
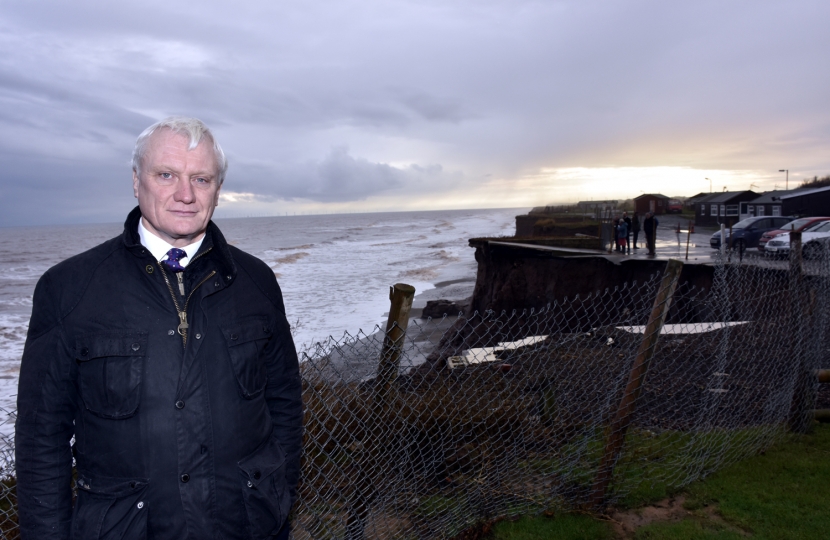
[1,0,828,226]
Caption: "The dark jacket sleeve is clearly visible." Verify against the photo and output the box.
[263,278,304,506]
[15,273,78,540]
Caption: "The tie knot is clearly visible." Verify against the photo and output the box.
[162,248,187,272]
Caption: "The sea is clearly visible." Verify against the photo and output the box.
[0,207,522,437]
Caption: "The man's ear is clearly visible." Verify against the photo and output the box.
[214,182,222,207]
[132,170,140,199]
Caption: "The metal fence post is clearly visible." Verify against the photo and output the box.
[590,259,684,508]
[787,232,811,432]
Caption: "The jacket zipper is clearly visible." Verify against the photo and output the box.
[159,247,217,348]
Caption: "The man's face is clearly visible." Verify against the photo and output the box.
[133,129,221,247]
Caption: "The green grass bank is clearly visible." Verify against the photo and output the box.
[490,422,830,539]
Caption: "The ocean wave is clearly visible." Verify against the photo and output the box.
[0,266,47,281]
[0,296,33,307]
[399,267,439,280]
[274,252,310,265]
[432,250,460,262]
[370,235,428,247]
[273,244,314,251]
[0,314,28,366]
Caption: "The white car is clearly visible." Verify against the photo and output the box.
[765,221,830,258]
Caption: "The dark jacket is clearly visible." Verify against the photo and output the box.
[15,207,303,540]
[643,215,657,236]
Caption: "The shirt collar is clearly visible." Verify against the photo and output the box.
[138,218,205,268]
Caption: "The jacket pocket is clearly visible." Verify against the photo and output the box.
[71,473,149,540]
[221,317,273,399]
[238,434,290,539]
[75,332,147,419]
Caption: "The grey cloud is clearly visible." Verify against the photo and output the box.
[0,0,829,225]
[230,148,450,203]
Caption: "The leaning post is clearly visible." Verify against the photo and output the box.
[590,259,684,509]
[374,283,416,412]
[346,283,415,540]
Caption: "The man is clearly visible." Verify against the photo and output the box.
[643,211,659,256]
[631,211,641,250]
[622,212,632,254]
[15,117,303,539]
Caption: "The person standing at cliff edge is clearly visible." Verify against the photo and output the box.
[643,212,659,256]
[622,212,633,255]
[631,211,641,250]
[15,116,303,540]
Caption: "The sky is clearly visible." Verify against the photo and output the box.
[1,0,828,226]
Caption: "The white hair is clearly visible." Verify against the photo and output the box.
[131,116,228,184]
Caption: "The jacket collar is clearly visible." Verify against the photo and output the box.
[122,206,237,279]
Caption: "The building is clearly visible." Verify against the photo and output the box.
[576,200,618,212]
[634,194,670,215]
[694,190,758,227]
[685,192,710,210]
[777,186,830,217]
[740,190,797,219]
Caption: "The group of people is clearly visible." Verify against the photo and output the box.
[614,211,659,256]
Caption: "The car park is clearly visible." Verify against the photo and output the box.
[710,216,793,251]
[757,216,830,252]
[764,220,830,258]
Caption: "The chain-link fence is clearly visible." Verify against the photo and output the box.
[295,246,829,539]
[1,244,829,539]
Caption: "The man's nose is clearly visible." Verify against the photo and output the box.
[174,179,195,203]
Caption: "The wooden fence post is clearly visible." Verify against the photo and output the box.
[374,283,416,411]
[346,283,415,540]
[590,259,684,508]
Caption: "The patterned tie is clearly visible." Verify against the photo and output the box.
[161,248,187,272]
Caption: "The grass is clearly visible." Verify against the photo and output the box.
[490,422,830,539]
[492,513,613,540]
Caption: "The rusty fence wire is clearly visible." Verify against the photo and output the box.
[1,245,829,539]
[293,248,829,539]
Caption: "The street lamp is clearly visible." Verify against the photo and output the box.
[705,177,711,193]
[778,169,788,190]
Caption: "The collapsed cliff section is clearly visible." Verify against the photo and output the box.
[467,238,715,316]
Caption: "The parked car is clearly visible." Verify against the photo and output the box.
[710,216,793,250]
[764,221,830,258]
[757,216,830,252]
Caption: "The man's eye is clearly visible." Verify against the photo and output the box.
[194,177,211,185]
[160,173,173,179]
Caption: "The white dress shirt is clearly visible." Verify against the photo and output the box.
[138,218,205,268]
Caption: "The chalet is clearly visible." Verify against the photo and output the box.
[576,200,618,212]
[634,194,670,215]
[685,192,710,210]
[740,190,797,219]
[695,190,758,227]
[777,186,830,217]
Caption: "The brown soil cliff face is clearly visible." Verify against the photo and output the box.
[467,240,715,317]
